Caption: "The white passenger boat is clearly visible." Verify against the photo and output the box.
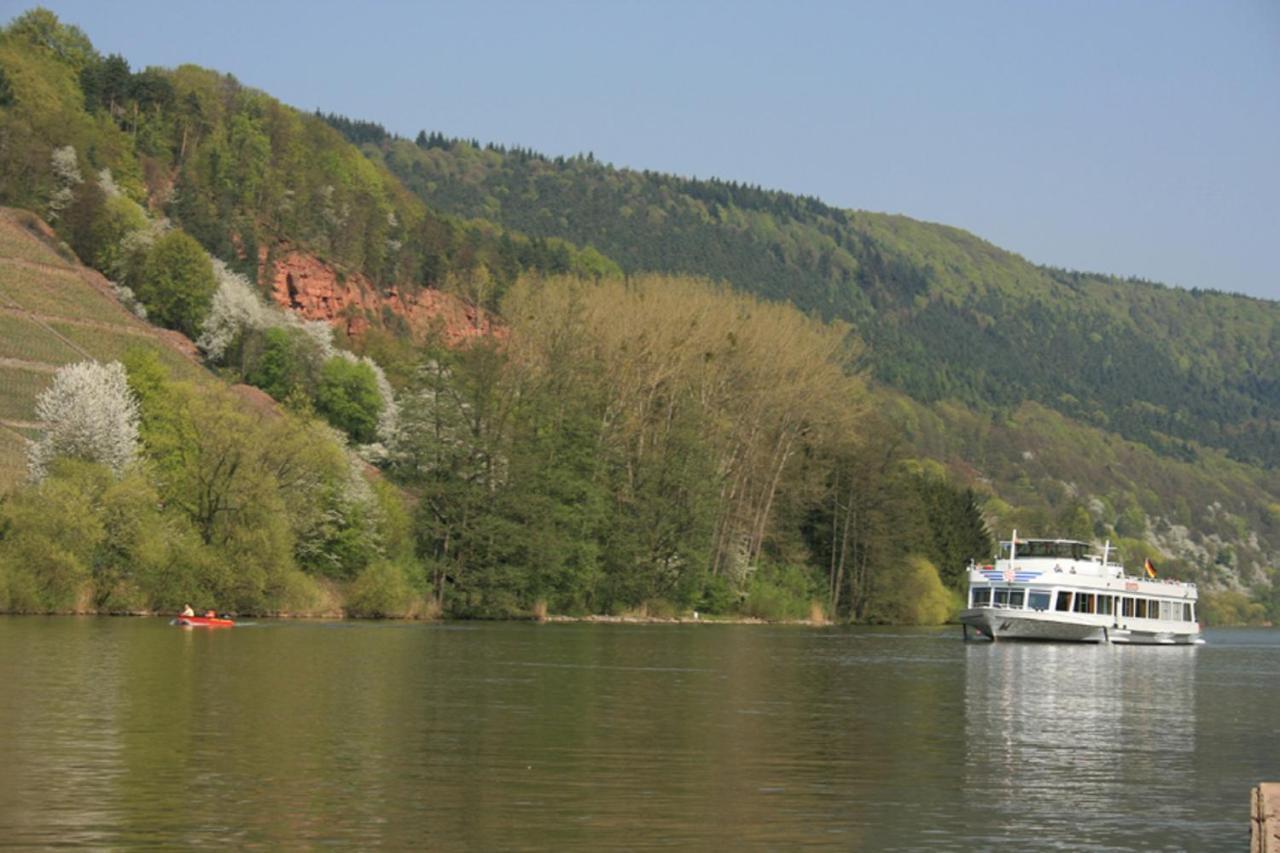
[959,533,1201,645]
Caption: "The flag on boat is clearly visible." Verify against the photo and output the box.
[1144,558,1158,579]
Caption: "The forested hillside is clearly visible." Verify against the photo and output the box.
[327,123,1280,607]
[351,131,1279,471]
[0,8,1274,622]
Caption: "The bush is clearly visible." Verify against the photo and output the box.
[1201,589,1267,626]
[864,555,953,625]
[742,562,822,621]
[346,559,418,618]
[0,463,103,611]
[697,573,738,614]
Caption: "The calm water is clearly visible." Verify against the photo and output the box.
[0,619,1276,849]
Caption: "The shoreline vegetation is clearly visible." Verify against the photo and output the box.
[0,609,825,626]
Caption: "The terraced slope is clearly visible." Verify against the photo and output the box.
[0,208,203,491]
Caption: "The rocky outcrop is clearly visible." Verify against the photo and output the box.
[260,248,500,345]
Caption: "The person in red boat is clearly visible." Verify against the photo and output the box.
[182,604,195,617]
[204,609,216,618]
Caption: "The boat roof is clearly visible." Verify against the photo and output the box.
[1000,538,1091,546]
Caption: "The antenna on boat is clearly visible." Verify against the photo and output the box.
[1102,539,1111,566]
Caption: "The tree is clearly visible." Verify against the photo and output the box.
[28,360,140,481]
[134,230,217,337]
[315,356,384,444]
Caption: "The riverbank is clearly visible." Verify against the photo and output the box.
[0,609,831,626]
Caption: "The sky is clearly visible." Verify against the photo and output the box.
[7,0,1279,300]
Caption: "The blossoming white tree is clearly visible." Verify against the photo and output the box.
[196,259,277,361]
[28,360,140,481]
[46,144,82,222]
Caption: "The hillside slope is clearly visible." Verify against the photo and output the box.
[358,135,1279,471]
[0,207,204,489]
[342,132,1280,589]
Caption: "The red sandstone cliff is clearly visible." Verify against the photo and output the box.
[259,247,500,345]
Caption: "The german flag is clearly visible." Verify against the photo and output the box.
[1144,558,1158,579]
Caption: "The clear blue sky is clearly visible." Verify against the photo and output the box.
[8,0,1279,299]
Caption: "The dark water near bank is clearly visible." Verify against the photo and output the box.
[0,619,1275,849]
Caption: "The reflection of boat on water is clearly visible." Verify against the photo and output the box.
[961,638,1198,847]
[959,533,1201,645]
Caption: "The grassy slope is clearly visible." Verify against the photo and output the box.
[0,208,205,491]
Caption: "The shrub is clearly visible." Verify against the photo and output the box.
[1201,589,1267,626]
[864,555,953,625]
[346,559,418,618]
[742,562,823,621]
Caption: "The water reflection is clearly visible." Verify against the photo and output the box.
[963,643,1197,849]
[3,620,1276,849]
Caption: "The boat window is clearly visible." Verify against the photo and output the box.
[1135,599,1146,618]
[1187,603,1195,622]
[972,588,991,607]
[1028,590,1051,610]
[1008,590,1025,609]
[1098,595,1114,616]
[1054,591,1072,612]
[993,589,1009,607]
[1183,603,1192,622]
[1073,593,1094,614]
[1121,597,1135,617]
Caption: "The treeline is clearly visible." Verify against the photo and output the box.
[368,274,990,620]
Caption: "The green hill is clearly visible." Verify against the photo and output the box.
[355,133,1279,471]
[325,127,1279,595]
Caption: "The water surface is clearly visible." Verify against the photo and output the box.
[0,619,1274,848]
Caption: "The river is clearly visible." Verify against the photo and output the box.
[0,618,1274,849]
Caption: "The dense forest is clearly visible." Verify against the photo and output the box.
[330,118,1280,609]
[343,127,1280,471]
[0,9,1275,622]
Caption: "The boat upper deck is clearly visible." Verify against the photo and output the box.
[972,537,1197,600]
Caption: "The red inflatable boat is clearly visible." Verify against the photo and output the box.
[172,615,235,628]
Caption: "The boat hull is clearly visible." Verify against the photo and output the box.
[960,608,1199,645]
[171,616,235,628]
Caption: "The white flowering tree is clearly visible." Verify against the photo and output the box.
[28,360,140,481]
[196,259,278,361]
[46,144,82,222]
